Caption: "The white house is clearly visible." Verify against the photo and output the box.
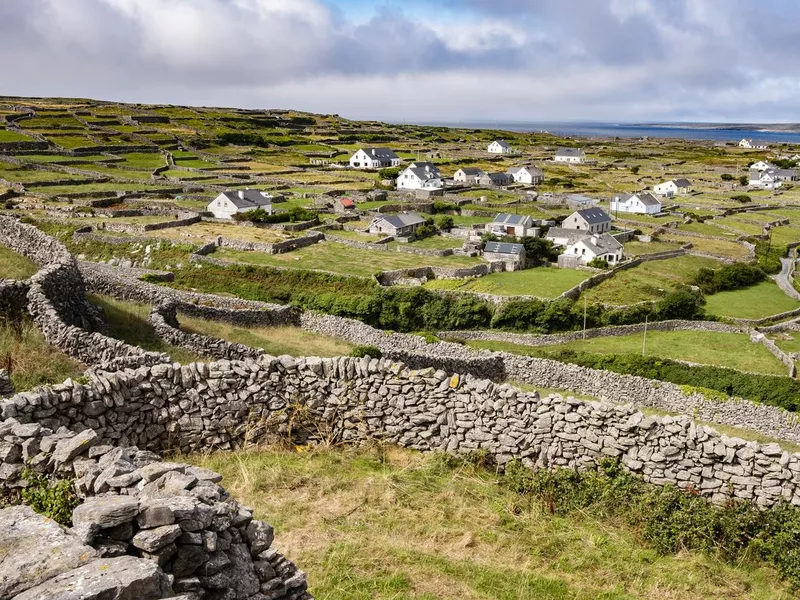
[507,165,544,185]
[349,148,401,169]
[396,162,443,190]
[751,160,777,172]
[739,138,769,150]
[207,190,274,220]
[453,167,485,185]
[749,169,781,189]
[488,140,513,154]
[485,213,536,237]
[562,208,612,234]
[653,179,692,197]
[554,148,586,163]
[559,234,623,267]
[610,192,662,215]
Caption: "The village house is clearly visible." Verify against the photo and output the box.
[554,148,586,163]
[751,160,777,172]
[396,162,443,190]
[478,172,513,187]
[559,234,623,267]
[333,198,357,214]
[561,207,612,234]
[653,179,692,197]
[507,165,544,185]
[483,241,525,268]
[610,192,662,215]
[749,168,798,189]
[485,213,537,237]
[207,189,275,220]
[488,140,514,154]
[349,148,401,169]
[453,167,485,185]
[739,139,769,150]
[369,212,426,238]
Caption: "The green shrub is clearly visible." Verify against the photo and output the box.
[731,194,752,203]
[350,345,382,359]
[20,470,81,526]
[693,263,767,294]
[431,201,459,214]
[504,459,800,588]
[721,173,734,181]
[587,257,609,269]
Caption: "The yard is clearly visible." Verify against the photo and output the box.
[424,267,589,298]
[178,317,354,358]
[469,330,787,376]
[211,241,483,278]
[580,255,720,305]
[703,281,800,320]
[0,245,39,279]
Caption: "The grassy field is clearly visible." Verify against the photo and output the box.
[184,445,792,600]
[581,255,720,304]
[389,236,464,251]
[179,316,354,357]
[469,330,787,375]
[704,281,800,320]
[424,268,589,298]
[0,128,33,142]
[212,242,482,278]
[0,320,84,391]
[621,240,682,256]
[143,222,293,244]
[0,246,38,279]
[659,234,751,260]
[88,294,203,363]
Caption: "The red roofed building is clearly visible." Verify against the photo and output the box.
[334,198,357,214]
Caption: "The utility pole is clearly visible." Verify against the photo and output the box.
[642,314,648,356]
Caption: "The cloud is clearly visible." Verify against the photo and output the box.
[1,0,799,122]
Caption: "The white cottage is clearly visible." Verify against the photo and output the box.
[349,148,401,169]
[396,162,443,190]
[485,213,536,237]
[610,192,662,215]
[554,148,586,163]
[507,165,544,185]
[751,160,777,172]
[207,190,274,220]
[453,167,485,185]
[488,140,513,154]
[653,179,692,197]
[739,139,769,150]
[559,234,623,267]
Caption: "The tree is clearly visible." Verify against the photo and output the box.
[630,166,640,175]
[378,167,402,180]
[435,215,454,231]
[655,288,705,320]
[721,173,734,181]
[739,175,749,186]
[520,237,558,267]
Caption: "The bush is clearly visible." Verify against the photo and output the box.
[378,167,402,180]
[693,263,767,294]
[520,237,558,267]
[431,201,459,214]
[233,206,314,224]
[739,175,749,186]
[504,459,800,588]
[721,173,734,181]
[350,345,382,359]
[731,194,752,203]
[587,257,609,269]
[21,470,81,526]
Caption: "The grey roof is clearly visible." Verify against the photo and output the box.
[545,228,586,245]
[492,140,512,149]
[775,169,798,177]
[482,172,511,181]
[408,161,440,173]
[484,241,524,255]
[405,166,441,182]
[507,165,544,175]
[572,233,623,255]
[573,208,611,224]
[556,148,585,157]
[491,213,534,226]
[672,178,692,188]
[457,167,485,176]
[567,194,596,205]
[378,212,426,229]
[220,190,272,209]
[362,148,399,160]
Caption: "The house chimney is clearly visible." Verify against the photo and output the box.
[591,235,598,244]
[238,190,245,199]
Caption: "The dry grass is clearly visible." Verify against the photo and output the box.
[183,445,793,600]
[178,317,354,358]
[0,246,38,280]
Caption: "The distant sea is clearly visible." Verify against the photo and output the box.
[421,121,800,145]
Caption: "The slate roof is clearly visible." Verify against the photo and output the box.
[404,166,442,182]
[491,140,512,149]
[573,208,611,224]
[219,190,272,209]
[408,161,441,174]
[378,212,426,229]
[545,228,586,245]
[573,233,623,255]
[457,167,485,176]
[491,213,534,226]
[362,148,399,160]
[484,241,524,255]
[507,165,544,175]
[672,178,692,188]
[482,172,511,182]
[616,193,661,207]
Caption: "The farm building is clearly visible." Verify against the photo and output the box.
[610,192,662,215]
[369,212,426,238]
[483,241,525,268]
[485,213,537,237]
[554,148,586,163]
[653,179,692,196]
[207,190,274,220]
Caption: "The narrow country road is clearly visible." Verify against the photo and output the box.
[773,257,800,301]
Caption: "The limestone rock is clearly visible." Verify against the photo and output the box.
[72,496,139,529]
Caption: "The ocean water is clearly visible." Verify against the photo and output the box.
[424,121,800,145]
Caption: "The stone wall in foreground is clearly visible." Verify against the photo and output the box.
[2,357,800,510]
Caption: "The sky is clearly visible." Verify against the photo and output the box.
[2,0,800,124]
